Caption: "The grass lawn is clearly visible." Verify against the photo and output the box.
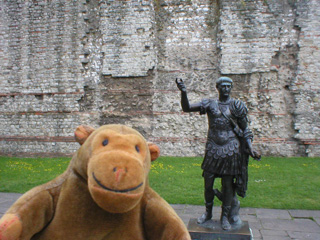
[0,156,319,210]
[149,156,320,210]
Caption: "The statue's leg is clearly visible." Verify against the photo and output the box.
[220,175,233,230]
[229,195,242,225]
[197,172,215,224]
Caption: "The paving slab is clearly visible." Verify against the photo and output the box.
[0,200,17,214]
[0,192,22,217]
[288,231,320,240]
[247,220,263,231]
[256,208,292,219]
[260,229,288,236]
[288,209,320,219]
[0,192,22,202]
[241,214,259,222]
[262,236,291,240]
[240,207,257,215]
[171,204,186,211]
[250,228,262,239]
[261,218,320,232]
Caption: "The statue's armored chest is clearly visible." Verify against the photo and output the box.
[207,101,234,130]
[206,100,237,145]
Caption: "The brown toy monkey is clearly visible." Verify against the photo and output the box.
[0,124,191,240]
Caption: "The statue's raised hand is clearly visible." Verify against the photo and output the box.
[176,78,186,92]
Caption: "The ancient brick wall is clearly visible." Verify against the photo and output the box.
[1,0,319,157]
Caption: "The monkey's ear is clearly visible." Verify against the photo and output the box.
[147,142,160,162]
[74,125,95,145]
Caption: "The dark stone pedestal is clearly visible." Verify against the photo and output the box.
[188,218,252,240]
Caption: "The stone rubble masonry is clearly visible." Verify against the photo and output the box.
[0,0,319,157]
[100,1,156,77]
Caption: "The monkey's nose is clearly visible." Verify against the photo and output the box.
[113,167,128,183]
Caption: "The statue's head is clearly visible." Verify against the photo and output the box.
[216,77,233,98]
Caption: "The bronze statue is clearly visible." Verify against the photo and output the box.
[176,77,260,230]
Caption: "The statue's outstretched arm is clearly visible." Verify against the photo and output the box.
[176,78,201,112]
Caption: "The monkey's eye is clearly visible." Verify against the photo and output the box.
[102,139,109,146]
[135,145,140,153]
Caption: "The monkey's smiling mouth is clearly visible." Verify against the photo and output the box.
[92,172,143,193]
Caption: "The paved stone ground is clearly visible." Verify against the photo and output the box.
[1,192,320,240]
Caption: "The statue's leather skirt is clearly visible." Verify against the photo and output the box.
[202,136,241,176]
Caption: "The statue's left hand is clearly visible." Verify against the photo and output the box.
[247,145,261,160]
[251,150,261,161]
